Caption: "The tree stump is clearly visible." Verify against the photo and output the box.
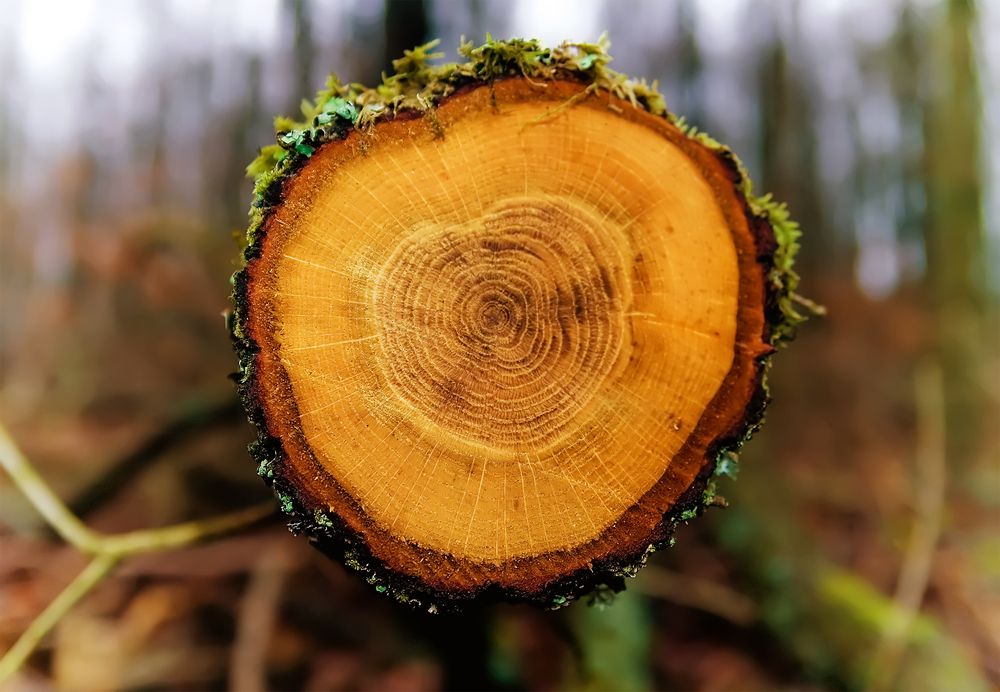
[232,39,804,610]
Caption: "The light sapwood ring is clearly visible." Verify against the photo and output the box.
[238,78,780,607]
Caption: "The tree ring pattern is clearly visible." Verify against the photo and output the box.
[373,198,627,454]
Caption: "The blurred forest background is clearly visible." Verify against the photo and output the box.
[1,0,998,690]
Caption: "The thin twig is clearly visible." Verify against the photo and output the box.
[228,543,296,692]
[0,423,102,553]
[0,553,119,682]
[0,421,277,683]
[791,292,828,316]
[0,421,273,558]
[98,503,276,557]
[632,565,758,626]
[868,358,947,691]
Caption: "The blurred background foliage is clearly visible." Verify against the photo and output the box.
[0,0,998,690]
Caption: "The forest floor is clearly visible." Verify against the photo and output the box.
[1,228,997,691]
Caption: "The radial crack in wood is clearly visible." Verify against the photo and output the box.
[233,41,804,610]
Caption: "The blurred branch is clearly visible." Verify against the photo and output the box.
[69,399,244,519]
[632,565,758,627]
[0,421,275,683]
[868,359,947,691]
[0,553,118,683]
[229,543,296,692]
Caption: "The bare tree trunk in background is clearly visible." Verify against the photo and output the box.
[222,56,263,231]
[922,0,993,481]
[674,0,703,129]
[759,41,823,266]
[290,0,315,113]
[384,0,429,75]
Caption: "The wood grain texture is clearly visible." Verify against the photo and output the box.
[236,78,778,608]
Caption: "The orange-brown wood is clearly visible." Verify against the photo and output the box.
[241,78,774,602]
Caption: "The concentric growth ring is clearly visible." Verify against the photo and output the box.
[374,198,627,453]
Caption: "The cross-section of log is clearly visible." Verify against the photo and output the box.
[232,39,805,610]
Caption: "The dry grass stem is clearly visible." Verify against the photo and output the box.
[228,543,297,692]
[0,421,276,683]
[868,358,947,691]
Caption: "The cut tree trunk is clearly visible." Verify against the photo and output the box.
[232,39,803,610]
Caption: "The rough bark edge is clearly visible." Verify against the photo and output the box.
[230,37,808,611]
